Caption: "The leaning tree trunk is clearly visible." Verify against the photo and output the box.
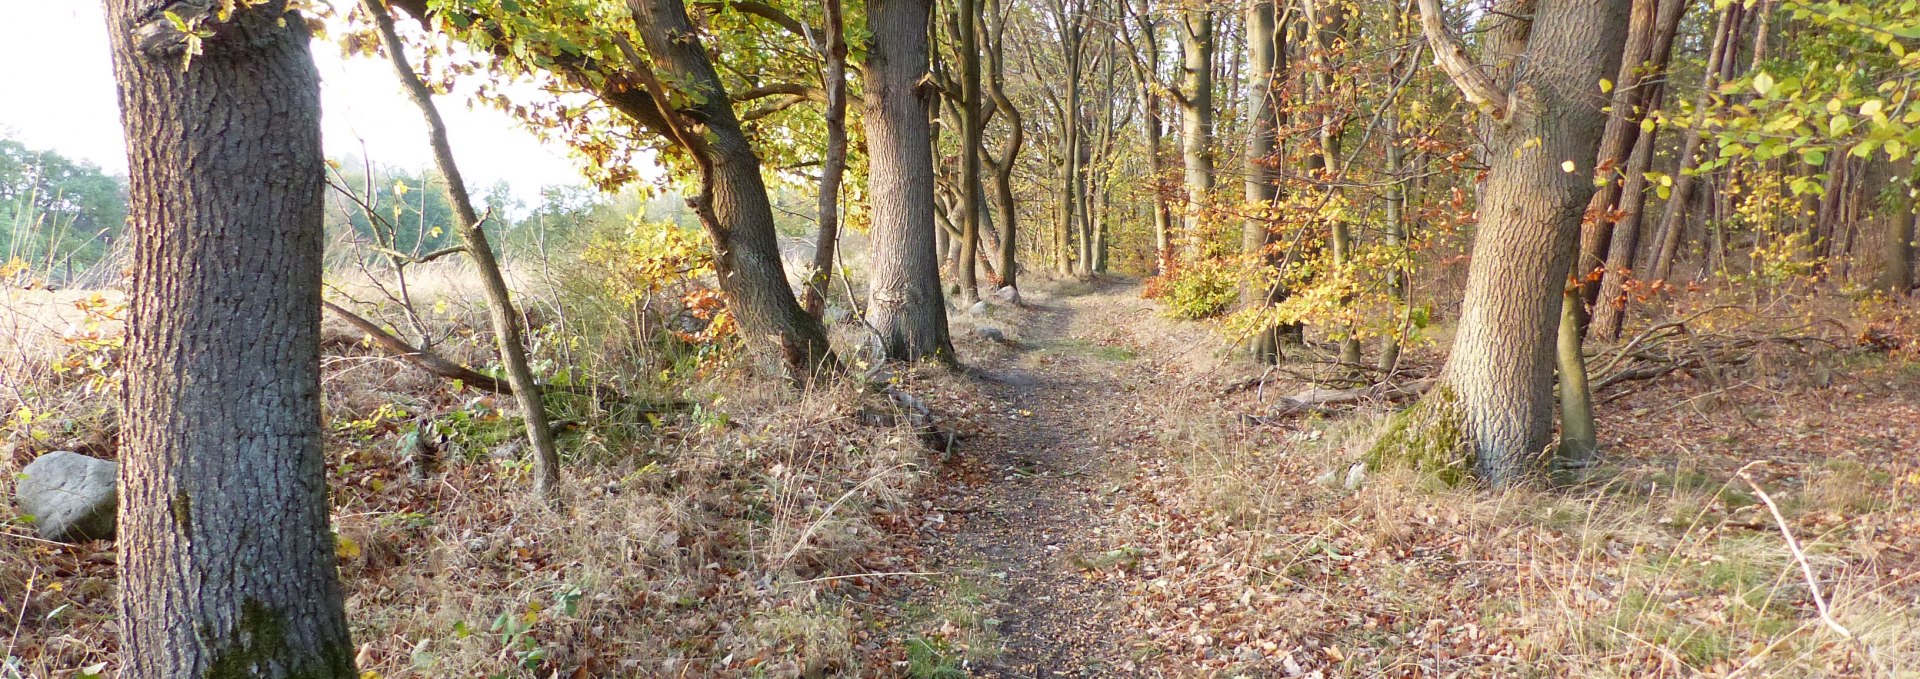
[1648,2,1742,285]
[629,0,839,382]
[105,1,357,675]
[368,0,561,496]
[1588,114,1666,339]
[865,0,955,361]
[1377,0,1632,485]
[1574,0,1684,309]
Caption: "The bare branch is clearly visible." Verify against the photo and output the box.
[1415,0,1512,120]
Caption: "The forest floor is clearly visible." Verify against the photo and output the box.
[890,277,1920,677]
[5,275,1920,677]
[900,278,1163,675]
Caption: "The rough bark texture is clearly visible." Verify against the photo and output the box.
[368,0,561,496]
[865,0,955,361]
[629,0,840,381]
[1396,0,1632,485]
[105,1,357,675]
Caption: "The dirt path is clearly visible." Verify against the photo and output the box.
[914,280,1162,677]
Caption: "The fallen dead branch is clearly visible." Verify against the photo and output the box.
[1242,378,1435,424]
[323,300,639,405]
[1589,317,1847,398]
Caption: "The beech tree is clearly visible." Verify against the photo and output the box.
[104,0,357,675]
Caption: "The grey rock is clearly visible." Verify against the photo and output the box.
[1343,462,1369,490]
[975,326,1009,343]
[967,300,991,315]
[993,285,1022,305]
[15,451,118,542]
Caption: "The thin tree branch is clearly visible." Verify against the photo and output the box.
[1415,0,1512,119]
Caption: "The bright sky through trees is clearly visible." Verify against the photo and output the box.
[0,1,592,207]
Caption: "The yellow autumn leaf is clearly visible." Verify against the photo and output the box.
[336,534,362,560]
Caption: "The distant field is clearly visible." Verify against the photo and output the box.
[0,288,124,367]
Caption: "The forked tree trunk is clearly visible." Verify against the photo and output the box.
[865,0,955,361]
[368,0,561,496]
[1574,0,1685,308]
[105,1,357,675]
[1379,0,1631,485]
[1589,118,1665,339]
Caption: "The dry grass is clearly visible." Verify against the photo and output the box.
[1090,286,1920,677]
[1,265,951,677]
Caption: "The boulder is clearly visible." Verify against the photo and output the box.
[975,326,1009,344]
[993,285,1022,305]
[967,300,991,316]
[15,451,118,542]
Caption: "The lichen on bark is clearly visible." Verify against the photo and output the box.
[1366,384,1475,486]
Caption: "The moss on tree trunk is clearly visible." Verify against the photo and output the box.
[1366,385,1475,486]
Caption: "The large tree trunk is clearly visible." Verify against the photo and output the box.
[629,0,840,382]
[1241,0,1284,364]
[368,0,561,496]
[865,0,955,361]
[803,0,851,318]
[1176,1,1215,238]
[105,1,357,675]
[1382,0,1632,485]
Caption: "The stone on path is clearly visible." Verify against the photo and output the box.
[15,450,118,542]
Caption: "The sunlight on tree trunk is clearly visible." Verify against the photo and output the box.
[105,0,357,674]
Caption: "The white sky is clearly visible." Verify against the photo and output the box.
[0,1,599,207]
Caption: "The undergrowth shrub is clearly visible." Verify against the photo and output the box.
[1157,258,1239,319]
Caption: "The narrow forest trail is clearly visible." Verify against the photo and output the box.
[909,278,1172,677]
